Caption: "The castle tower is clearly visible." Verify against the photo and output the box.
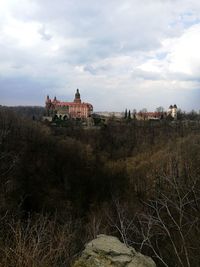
[45,95,51,106]
[167,104,177,119]
[46,95,50,103]
[45,95,52,116]
[172,104,177,119]
[74,89,81,103]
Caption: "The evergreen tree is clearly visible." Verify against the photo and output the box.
[128,110,131,119]
[124,109,127,119]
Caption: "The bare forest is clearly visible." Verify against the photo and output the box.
[0,106,200,267]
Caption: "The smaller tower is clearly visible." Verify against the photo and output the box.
[167,104,177,119]
[172,104,177,119]
[45,95,52,116]
[74,89,81,103]
[46,95,50,102]
[45,95,51,106]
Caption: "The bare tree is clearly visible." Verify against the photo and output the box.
[136,176,200,267]
[155,106,164,113]
[106,175,200,267]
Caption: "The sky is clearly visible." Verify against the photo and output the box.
[0,0,200,112]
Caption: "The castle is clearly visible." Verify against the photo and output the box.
[45,89,177,122]
[45,89,93,119]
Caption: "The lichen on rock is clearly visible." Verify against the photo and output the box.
[73,234,156,267]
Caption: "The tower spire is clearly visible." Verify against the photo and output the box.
[74,88,81,103]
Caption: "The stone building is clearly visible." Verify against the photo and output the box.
[136,111,166,121]
[136,104,178,120]
[167,104,178,119]
[45,89,93,119]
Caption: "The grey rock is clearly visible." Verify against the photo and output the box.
[73,234,156,267]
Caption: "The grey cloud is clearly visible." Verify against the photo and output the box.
[83,65,96,75]
[131,69,200,82]
[0,76,59,106]
[38,26,52,41]
[83,63,111,75]
[0,0,200,111]
[131,69,162,81]
[14,1,177,59]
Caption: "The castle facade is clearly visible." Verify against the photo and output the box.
[45,89,93,119]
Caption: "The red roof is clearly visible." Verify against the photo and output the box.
[138,112,165,118]
[54,101,92,108]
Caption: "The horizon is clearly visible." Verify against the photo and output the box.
[0,0,200,111]
[1,90,199,113]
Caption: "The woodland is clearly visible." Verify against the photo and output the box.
[0,106,200,267]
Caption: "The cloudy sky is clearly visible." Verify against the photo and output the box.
[0,0,200,111]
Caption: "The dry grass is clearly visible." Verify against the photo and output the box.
[0,214,83,267]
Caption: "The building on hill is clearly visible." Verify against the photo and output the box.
[167,104,178,119]
[45,89,93,119]
[136,111,166,121]
[136,104,178,121]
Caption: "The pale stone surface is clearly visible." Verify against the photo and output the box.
[73,234,156,267]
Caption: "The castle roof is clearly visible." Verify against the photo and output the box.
[55,101,93,108]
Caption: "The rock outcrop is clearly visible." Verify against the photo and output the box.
[73,234,156,267]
